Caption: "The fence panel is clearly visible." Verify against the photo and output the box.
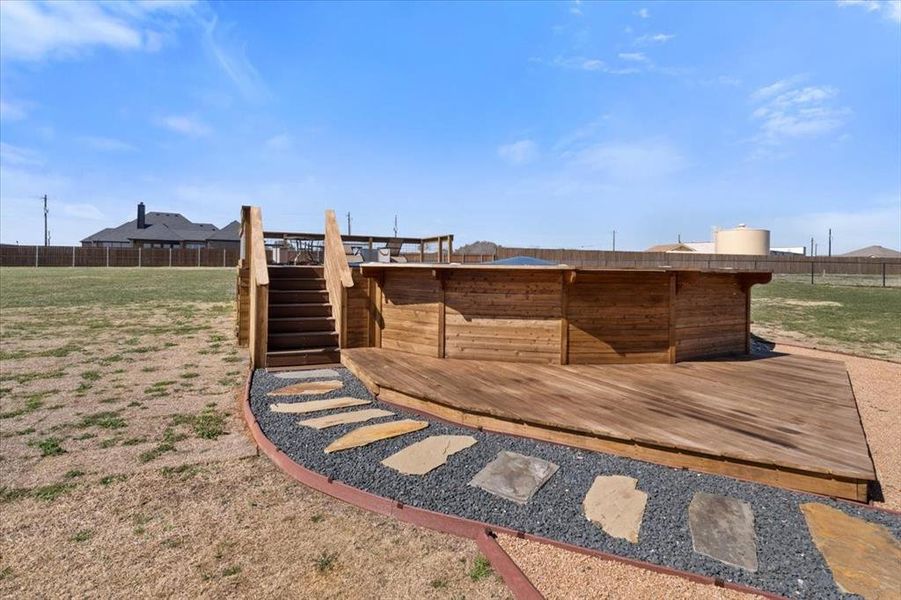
[0,245,240,268]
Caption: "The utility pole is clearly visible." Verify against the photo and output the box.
[828,228,832,257]
[43,194,49,247]
[393,215,398,238]
[612,230,616,252]
[346,212,352,235]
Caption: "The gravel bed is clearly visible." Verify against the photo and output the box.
[249,368,901,599]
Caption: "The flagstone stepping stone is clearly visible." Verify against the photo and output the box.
[583,475,647,544]
[801,502,901,599]
[381,435,478,475]
[270,397,370,414]
[688,492,758,572]
[469,451,559,505]
[273,368,340,380]
[324,419,428,453]
[298,408,394,429]
[267,380,343,396]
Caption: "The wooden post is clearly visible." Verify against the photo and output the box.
[222,248,226,267]
[35,245,38,268]
[197,247,201,267]
[106,247,110,268]
[72,246,76,267]
[340,287,348,348]
[810,260,814,284]
[419,241,425,263]
[438,238,443,263]
[668,272,678,364]
[169,247,173,267]
[437,272,446,358]
[447,235,453,263]
[560,272,570,365]
[374,275,383,348]
[883,262,887,287]
[138,247,142,268]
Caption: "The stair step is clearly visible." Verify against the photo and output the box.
[268,316,335,333]
[268,266,324,277]
[269,290,329,304]
[266,347,340,367]
[268,331,339,350]
[269,303,332,318]
[269,277,327,291]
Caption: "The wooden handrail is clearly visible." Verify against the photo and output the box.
[243,206,269,367]
[323,209,354,347]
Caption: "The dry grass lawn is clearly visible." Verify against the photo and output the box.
[0,268,508,599]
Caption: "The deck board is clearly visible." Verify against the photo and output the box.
[342,348,875,496]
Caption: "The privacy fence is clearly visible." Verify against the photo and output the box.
[0,245,239,268]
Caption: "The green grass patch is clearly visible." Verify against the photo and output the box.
[0,482,76,503]
[31,437,65,457]
[71,529,93,542]
[752,280,901,359]
[468,555,493,581]
[171,407,227,440]
[77,411,127,430]
[0,268,234,308]
[314,551,338,574]
[99,474,128,485]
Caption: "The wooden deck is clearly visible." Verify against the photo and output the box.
[341,348,876,501]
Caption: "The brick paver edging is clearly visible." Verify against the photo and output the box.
[240,367,787,600]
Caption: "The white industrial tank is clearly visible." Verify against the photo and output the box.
[714,225,770,255]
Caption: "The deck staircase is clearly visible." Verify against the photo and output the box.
[266,265,340,368]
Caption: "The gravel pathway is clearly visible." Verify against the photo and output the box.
[249,367,901,599]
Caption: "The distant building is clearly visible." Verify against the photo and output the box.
[80,203,240,249]
[839,245,901,258]
[645,241,714,253]
[771,247,806,256]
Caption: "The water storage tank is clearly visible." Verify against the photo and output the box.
[714,225,770,255]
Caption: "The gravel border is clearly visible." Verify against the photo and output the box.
[249,367,901,599]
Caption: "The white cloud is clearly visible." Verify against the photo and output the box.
[618,52,649,63]
[0,142,42,167]
[837,0,901,22]
[750,77,850,149]
[538,55,640,75]
[156,115,212,138]
[573,138,688,179]
[570,0,583,16]
[199,13,269,102]
[635,8,651,18]
[79,136,137,152]
[62,203,105,220]
[498,140,539,165]
[0,98,28,120]
[0,0,192,62]
[634,33,675,46]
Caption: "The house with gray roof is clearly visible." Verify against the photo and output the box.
[80,203,240,249]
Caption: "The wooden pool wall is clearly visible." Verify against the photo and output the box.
[344,265,772,365]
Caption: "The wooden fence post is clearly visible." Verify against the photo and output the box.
[35,245,38,268]
[138,247,142,268]
[169,247,173,267]
[72,246,76,267]
[106,247,110,267]
[883,262,887,287]
[810,260,814,284]
[222,248,226,267]
[197,247,201,267]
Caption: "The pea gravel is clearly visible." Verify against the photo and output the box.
[249,367,901,599]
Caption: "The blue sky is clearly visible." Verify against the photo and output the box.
[1,0,899,252]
